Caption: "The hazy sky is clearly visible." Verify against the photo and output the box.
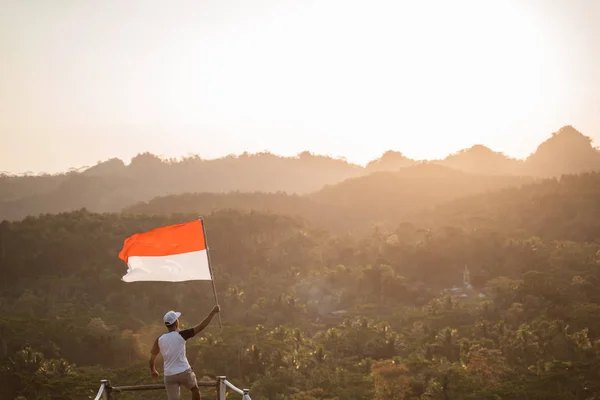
[1,0,600,174]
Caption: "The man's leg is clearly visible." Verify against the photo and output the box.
[182,369,201,400]
[190,387,201,400]
[164,374,181,400]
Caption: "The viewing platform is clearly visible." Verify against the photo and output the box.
[93,376,251,400]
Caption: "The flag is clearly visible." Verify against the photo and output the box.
[118,220,212,282]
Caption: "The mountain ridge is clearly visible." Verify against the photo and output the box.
[2,125,596,178]
[1,125,598,221]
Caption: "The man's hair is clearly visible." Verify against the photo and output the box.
[165,320,177,329]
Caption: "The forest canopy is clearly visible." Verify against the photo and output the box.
[4,161,600,398]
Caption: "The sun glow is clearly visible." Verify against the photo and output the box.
[150,0,565,162]
[1,0,572,172]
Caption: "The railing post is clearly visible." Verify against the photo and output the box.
[217,376,226,400]
[243,388,250,400]
[101,380,111,400]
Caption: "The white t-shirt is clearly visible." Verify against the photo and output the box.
[151,328,195,376]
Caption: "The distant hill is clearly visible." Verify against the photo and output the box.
[0,175,138,220]
[439,145,523,175]
[416,171,600,242]
[2,125,600,221]
[0,152,363,221]
[365,151,416,171]
[309,164,534,230]
[125,165,533,232]
[367,126,599,177]
[84,151,364,194]
[0,174,70,202]
[123,191,348,232]
[525,125,600,177]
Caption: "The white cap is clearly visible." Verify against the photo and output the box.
[163,310,181,326]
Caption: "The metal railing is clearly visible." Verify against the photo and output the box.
[92,376,250,400]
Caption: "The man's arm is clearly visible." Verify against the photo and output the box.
[194,305,220,335]
[179,305,221,340]
[149,338,160,377]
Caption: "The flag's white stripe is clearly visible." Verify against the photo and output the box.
[122,249,212,282]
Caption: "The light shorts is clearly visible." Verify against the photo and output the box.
[164,368,199,400]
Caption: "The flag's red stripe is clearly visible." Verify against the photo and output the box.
[118,220,206,262]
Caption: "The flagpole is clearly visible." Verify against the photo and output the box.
[199,216,222,329]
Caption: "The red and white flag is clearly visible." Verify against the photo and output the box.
[118,220,212,282]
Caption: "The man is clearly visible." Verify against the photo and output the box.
[150,305,221,400]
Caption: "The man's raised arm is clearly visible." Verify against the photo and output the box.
[192,305,221,336]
